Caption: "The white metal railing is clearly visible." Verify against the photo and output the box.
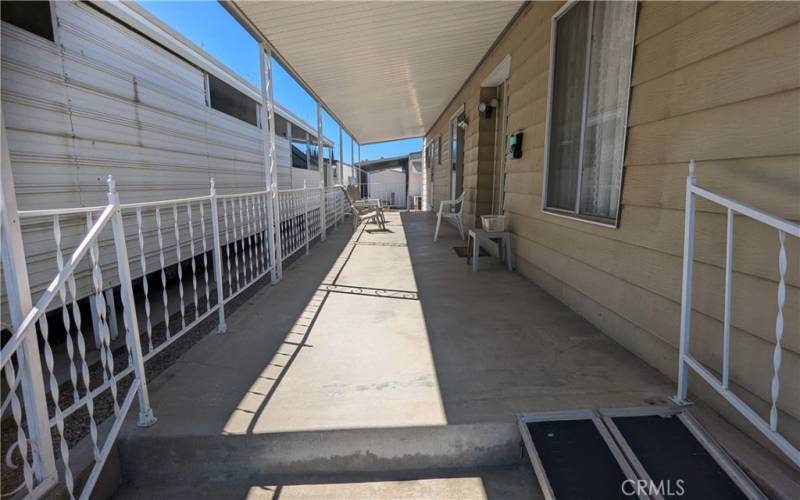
[276,183,345,260]
[1,176,348,499]
[325,186,346,231]
[673,160,800,468]
[1,177,154,500]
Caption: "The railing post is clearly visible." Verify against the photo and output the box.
[337,188,342,225]
[304,181,310,254]
[0,117,58,488]
[722,208,734,389]
[333,188,338,229]
[674,160,697,404]
[106,176,156,427]
[209,179,227,333]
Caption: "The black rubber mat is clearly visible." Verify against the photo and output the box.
[612,415,747,500]
[452,246,490,258]
[527,419,628,499]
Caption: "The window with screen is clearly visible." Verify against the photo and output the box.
[425,141,435,172]
[1,1,54,41]
[275,114,289,137]
[543,1,636,225]
[208,74,259,126]
[291,141,308,169]
[308,144,320,170]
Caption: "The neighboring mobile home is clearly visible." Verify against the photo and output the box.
[0,0,344,317]
[359,153,425,209]
[424,1,799,460]
[1,0,337,211]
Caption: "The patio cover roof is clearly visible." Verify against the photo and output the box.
[225,1,524,144]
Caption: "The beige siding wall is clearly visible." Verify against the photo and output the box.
[426,1,800,454]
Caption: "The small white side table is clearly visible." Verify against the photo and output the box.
[467,229,513,272]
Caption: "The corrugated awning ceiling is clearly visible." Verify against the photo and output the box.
[229,1,523,144]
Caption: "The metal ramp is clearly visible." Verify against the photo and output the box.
[518,406,765,500]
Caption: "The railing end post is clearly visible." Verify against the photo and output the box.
[688,160,697,184]
[137,408,157,428]
[210,177,216,196]
[669,395,693,407]
[107,174,121,207]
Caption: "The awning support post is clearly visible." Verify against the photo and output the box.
[1,113,59,490]
[259,43,282,282]
[317,102,326,241]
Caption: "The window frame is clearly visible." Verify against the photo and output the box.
[540,0,637,228]
[425,140,435,173]
[1,0,56,42]
[291,140,309,170]
[448,104,466,201]
[206,72,261,127]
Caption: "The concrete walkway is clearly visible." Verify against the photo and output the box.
[124,211,674,439]
[113,211,800,500]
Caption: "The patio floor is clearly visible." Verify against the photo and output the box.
[122,211,674,438]
[114,211,800,499]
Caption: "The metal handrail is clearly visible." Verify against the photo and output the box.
[674,160,800,468]
[689,184,800,237]
[1,176,349,499]
[17,205,108,218]
[1,203,116,367]
[120,194,214,209]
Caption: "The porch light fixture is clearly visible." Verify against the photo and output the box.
[478,98,499,119]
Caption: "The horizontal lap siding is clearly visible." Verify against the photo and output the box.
[425,1,800,453]
[0,2,273,314]
[2,3,266,210]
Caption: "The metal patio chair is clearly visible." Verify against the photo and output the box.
[339,185,387,231]
[434,191,465,241]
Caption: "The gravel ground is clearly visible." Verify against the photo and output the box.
[1,273,273,495]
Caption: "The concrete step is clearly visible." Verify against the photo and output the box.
[113,465,541,499]
[117,422,526,485]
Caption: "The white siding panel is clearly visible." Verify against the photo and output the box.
[291,168,321,189]
[1,1,270,310]
[276,135,293,188]
[55,2,205,104]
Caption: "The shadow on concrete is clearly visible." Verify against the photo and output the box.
[116,211,676,499]
[399,210,673,424]
[115,211,799,499]
[122,209,673,439]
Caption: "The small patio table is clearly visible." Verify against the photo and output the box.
[467,228,513,272]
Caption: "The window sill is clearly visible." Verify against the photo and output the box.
[542,207,619,229]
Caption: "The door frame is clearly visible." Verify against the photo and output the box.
[448,104,465,201]
[494,78,511,214]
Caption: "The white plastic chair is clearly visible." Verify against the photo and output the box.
[434,192,465,241]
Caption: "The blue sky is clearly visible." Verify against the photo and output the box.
[137,1,421,163]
